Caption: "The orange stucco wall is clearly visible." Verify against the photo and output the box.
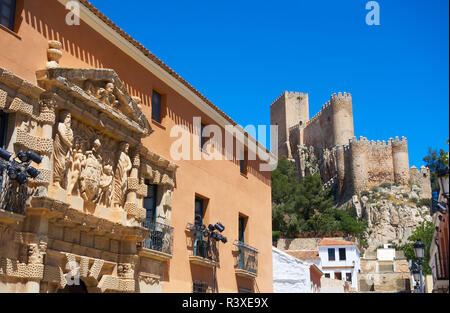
[0,0,273,292]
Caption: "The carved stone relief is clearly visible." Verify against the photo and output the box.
[53,110,74,189]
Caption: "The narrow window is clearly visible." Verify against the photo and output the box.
[194,197,205,226]
[328,248,335,261]
[143,181,158,225]
[0,0,16,31]
[324,273,330,278]
[0,112,8,149]
[339,248,347,261]
[200,123,206,150]
[346,273,352,282]
[238,216,247,243]
[240,149,248,175]
[151,90,162,123]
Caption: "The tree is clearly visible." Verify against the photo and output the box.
[423,144,449,194]
[397,221,435,275]
[271,158,367,240]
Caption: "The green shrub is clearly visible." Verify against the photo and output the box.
[418,198,431,207]
[380,182,392,189]
[360,190,370,198]
[371,186,379,193]
[410,197,419,204]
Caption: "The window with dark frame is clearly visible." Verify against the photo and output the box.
[324,273,330,278]
[339,248,347,261]
[346,273,352,282]
[151,90,162,123]
[334,272,342,280]
[200,123,206,150]
[194,197,205,226]
[0,112,8,149]
[328,248,335,261]
[143,180,158,223]
[238,215,246,243]
[0,0,16,31]
[193,281,207,293]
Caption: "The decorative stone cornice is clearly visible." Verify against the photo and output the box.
[35,68,152,138]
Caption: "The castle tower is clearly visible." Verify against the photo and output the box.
[350,137,369,194]
[391,136,410,186]
[330,92,355,147]
[270,91,309,158]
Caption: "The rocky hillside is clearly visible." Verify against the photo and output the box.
[351,183,432,250]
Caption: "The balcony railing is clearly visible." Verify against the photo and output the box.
[186,223,220,265]
[234,241,258,276]
[0,172,28,215]
[141,220,174,256]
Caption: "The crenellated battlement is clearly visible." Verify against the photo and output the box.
[349,136,408,147]
[331,92,352,101]
[270,91,307,107]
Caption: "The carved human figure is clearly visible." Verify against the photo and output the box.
[95,163,114,207]
[27,244,45,264]
[113,142,132,208]
[97,82,119,107]
[68,137,85,196]
[53,110,74,189]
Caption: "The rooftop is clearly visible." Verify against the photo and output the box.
[318,239,357,247]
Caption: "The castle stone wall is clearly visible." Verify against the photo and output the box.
[271,92,309,159]
[270,90,429,202]
[303,100,334,150]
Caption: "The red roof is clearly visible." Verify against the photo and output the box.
[318,239,357,247]
[285,250,320,261]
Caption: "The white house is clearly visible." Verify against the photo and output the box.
[318,239,361,291]
[272,247,312,293]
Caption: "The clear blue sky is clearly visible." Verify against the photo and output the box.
[91,0,449,167]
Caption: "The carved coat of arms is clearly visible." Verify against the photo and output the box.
[80,153,103,202]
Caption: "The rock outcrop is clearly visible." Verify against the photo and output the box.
[354,184,432,250]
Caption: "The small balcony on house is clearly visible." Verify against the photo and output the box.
[186,223,219,268]
[234,241,258,279]
[137,220,174,261]
[0,173,27,223]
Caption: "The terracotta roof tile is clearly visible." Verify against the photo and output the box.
[285,250,320,261]
[318,239,356,247]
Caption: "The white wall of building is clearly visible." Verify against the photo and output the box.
[318,245,360,291]
[272,247,312,293]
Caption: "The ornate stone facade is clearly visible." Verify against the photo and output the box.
[0,43,178,292]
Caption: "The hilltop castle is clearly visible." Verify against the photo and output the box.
[270,91,431,202]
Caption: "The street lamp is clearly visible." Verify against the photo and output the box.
[413,239,425,260]
[411,239,425,293]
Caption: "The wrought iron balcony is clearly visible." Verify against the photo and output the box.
[0,172,28,215]
[186,223,220,267]
[140,220,174,257]
[234,241,258,278]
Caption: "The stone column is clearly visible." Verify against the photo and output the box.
[124,147,144,222]
[37,92,56,196]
